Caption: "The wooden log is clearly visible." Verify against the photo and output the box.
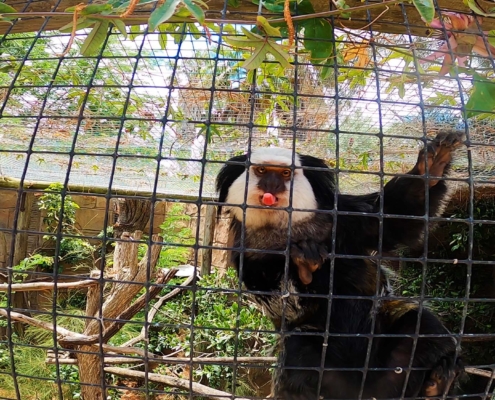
[201,205,217,276]
[47,355,277,365]
[0,278,99,292]
[2,0,495,37]
[104,366,251,400]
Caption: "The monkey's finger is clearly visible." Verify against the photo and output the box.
[318,244,329,261]
[290,243,305,260]
[308,241,320,261]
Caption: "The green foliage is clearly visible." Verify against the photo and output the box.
[12,183,94,278]
[465,74,495,119]
[397,197,495,364]
[224,26,290,70]
[0,341,79,399]
[463,0,495,17]
[38,183,79,235]
[412,0,435,24]
[146,269,276,393]
[302,19,334,65]
[157,203,195,268]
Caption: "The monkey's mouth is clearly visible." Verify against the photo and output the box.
[260,193,278,207]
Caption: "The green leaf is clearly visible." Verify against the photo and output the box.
[294,0,314,15]
[149,0,182,31]
[333,0,351,19]
[112,0,157,11]
[242,41,269,70]
[182,0,205,23]
[225,27,291,69]
[257,16,281,37]
[251,0,284,13]
[129,24,143,40]
[303,19,334,65]
[111,19,127,37]
[412,0,435,23]
[224,36,264,47]
[59,17,96,33]
[228,0,240,7]
[187,22,202,39]
[463,0,495,16]
[266,40,291,68]
[488,30,495,47]
[0,2,17,13]
[81,4,113,15]
[80,20,110,56]
[465,75,495,118]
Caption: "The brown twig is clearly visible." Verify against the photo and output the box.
[339,6,390,31]
[104,367,251,400]
[0,279,98,292]
[56,3,86,57]
[120,0,141,18]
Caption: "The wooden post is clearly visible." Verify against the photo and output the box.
[12,192,35,336]
[12,192,35,267]
[200,205,217,276]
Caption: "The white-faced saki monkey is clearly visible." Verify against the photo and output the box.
[216,131,465,400]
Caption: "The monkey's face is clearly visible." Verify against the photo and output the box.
[224,148,317,229]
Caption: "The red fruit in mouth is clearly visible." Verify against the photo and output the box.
[261,193,277,206]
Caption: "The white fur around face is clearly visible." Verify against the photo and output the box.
[225,147,317,229]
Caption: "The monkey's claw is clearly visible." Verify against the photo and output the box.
[416,130,465,187]
[423,356,464,399]
[430,130,465,151]
[290,240,328,285]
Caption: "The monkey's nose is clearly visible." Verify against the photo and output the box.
[261,193,277,206]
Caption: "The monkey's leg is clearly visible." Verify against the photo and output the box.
[422,356,464,399]
[375,302,461,399]
[290,240,328,285]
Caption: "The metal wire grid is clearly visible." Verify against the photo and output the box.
[0,0,494,399]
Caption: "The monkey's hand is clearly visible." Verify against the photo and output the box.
[290,240,328,286]
[415,130,465,187]
[422,356,464,399]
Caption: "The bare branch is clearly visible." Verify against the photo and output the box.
[59,268,178,346]
[47,355,277,365]
[465,367,495,379]
[0,308,87,340]
[122,274,195,347]
[0,279,98,292]
[104,367,251,400]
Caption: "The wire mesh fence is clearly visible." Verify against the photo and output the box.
[0,0,495,399]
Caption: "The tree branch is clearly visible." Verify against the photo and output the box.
[465,367,495,379]
[59,268,178,346]
[47,355,277,365]
[104,367,251,400]
[0,279,98,292]
[0,308,87,340]
[121,274,195,347]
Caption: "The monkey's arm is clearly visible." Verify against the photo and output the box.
[381,130,464,251]
[338,131,464,253]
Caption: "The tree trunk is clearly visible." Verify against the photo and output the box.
[113,199,151,239]
[76,231,163,399]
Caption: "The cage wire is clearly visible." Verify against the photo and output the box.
[0,0,495,399]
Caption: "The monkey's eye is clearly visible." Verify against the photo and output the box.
[257,166,266,174]
[282,169,291,177]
